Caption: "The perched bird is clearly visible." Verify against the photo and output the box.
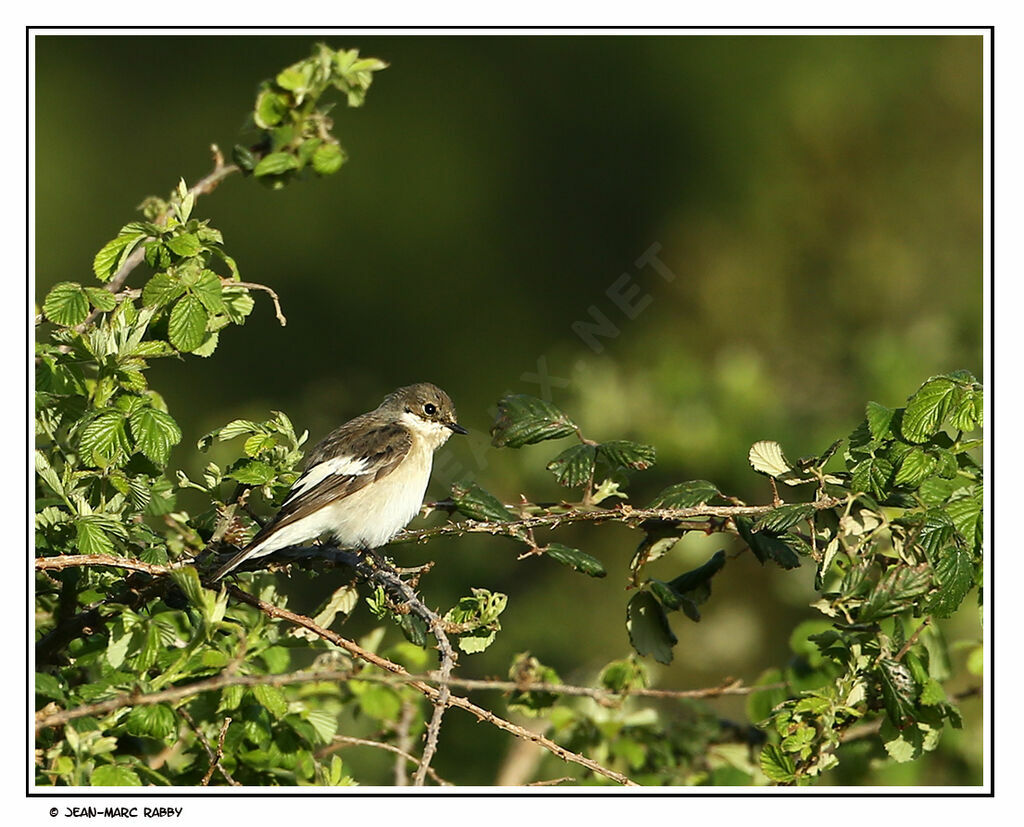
[209,383,467,581]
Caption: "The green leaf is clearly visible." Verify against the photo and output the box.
[450,481,514,522]
[128,407,182,466]
[84,286,117,312]
[168,294,209,352]
[228,459,276,485]
[255,87,289,128]
[877,658,917,726]
[312,143,347,175]
[734,517,802,569]
[544,543,606,577]
[93,232,144,282]
[141,272,185,308]
[354,684,401,722]
[507,654,561,716]
[43,282,90,326]
[164,232,202,258]
[948,385,982,432]
[78,409,130,465]
[35,672,66,702]
[759,744,796,783]
[597,440,656,471]
[75,518,115,556]
[490,394,578,448]
[222,286,255,323]
[667,549,727,606]
[125,704,176,739]
[192,269,227,314]
[254,152,301,177]
[866,401,896,442]
[599,658,648,693]
[649,479,722,508]
[243,432,278,457]
[626,591,677,664]
[926,545,974,618]
[850,455,894,498]
[252,685,289,720]
[946,488,982,552]
[91,764,142,786]
[893,447,937,488]
[902,377,957,443]
[859,565,932,622]
[752,503,817,534]
[546,443,597,487]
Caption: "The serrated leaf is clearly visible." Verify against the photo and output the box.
[93,232,144,282]
[948,386,982,433]
[945,489,982,552]
[128,406,182,466]
[75,518,114,555]
[734,517,803,569]
[192,269,226,314]
[35,672,66,702]
[43,282,90,326]
[125,704,176,739]
[84,286,117,312]
[450,481,514,521]
[228,459,276,485]
[759,743,796,783]
[252,684,288,719]
[753,503,817,534]
[140,272,186,309]
[859,565,931,622]
[78,409,130,465]
[544,543,606,577]
[893,447,936,488]
[312,143,346,175]
[490,394,577,448]
[164,232,202,258]
[850,455,894,498]
[626,591,677,664]
[597,440,656,471]
[748,440,792,478]
[244,432,278,457]
[866,402,896,441]
[222,286,255,323]
[168,294,209,352]
[546,443,597,487]
[649,479,722,508]
[926,545,974,618]
[902,378,957,443]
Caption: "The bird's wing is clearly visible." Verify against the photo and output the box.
[250,420,413,544]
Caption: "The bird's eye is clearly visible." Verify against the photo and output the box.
[423,403,437,416]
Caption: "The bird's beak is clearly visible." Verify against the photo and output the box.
[446,422,468,435]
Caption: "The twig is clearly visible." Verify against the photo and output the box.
[389,498,843,547]
[225,279,287,326]
[224,587,638,786]
[360,559,456,786]
[74,146,240,331]
[178,709,239,787]
[393,700,416,786]
[527,776,574,786]
[317,735,451,787]
[896,617,931,662]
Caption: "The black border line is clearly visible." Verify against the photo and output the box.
[28,24,995,802]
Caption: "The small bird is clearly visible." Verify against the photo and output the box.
[209,383,467,581]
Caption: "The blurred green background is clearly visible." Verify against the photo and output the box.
[35,34,983,785]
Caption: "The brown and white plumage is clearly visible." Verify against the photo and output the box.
[209,383,465,581]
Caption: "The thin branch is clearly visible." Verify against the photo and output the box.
[225,279,287,326]
[527,776,574,787]
[224,587,638,786]
[317,735,451,787]
[389,498,844,547]
[74,145,240,331]
[393,700,416,786]
[178,709,239,787]
[896,617,931,662]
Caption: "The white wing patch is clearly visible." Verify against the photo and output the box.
[283,455,369,504]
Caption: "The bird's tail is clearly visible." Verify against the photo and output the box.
[207,541,264,583]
